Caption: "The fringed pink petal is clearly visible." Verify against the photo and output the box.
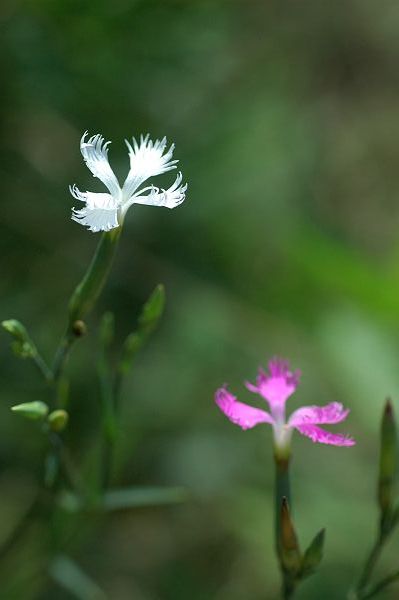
[245,357,300,415]
[288,402,349,427]
[296,424,355,446]
[215,387,274,430]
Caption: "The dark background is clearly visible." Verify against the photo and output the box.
[1,1,399,598]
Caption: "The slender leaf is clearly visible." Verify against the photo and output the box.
[300,528,325,578]
[118,284,165,374]
[50,555,107,600]
[103,486,187,511]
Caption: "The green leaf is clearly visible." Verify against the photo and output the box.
[11,401,49,420]
[50,555,107,600]
[118,284,165,374]
[138,283,165,333]
[2,319,37,359]
[103,486,187,511]
[300,528,325,578]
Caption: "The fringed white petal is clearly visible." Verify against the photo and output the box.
[80,132,121,198]
[71,131,187,232]
[122,134,178,198]
[132,172,187,209]
[70,186,119,232]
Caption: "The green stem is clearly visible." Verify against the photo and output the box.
[274,452,295,600]
[49,229,122,491]
[98,350,117,489]
[68,229,121,325]
[353,525,397,599]
[53,229,121,386]
[32,351,53,383]
[355,535,384,594]
[362,569,399,599]
[113,367,124,413]
[275,454,291,556]
[57,436,88,499]
[283,579,296,600]
[52,331,75,385]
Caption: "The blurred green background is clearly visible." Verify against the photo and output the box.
[2,0,399,598]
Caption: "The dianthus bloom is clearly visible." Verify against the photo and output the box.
[215,358,355,452]
[70,132,187,232]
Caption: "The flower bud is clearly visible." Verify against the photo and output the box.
[378,399,398,530]
[48,409,69,432]
[280,497,302,575]
[2,319,37,359]
[11,401,49,420]
[71,320,87,337]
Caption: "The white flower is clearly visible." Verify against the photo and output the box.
[70,132,187,232]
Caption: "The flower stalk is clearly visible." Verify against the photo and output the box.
[68,229,121,326]
[274,453,291,554]
[274,454,296,599]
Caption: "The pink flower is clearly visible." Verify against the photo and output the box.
[215,358,355,451]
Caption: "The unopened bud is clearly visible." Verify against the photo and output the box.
[280,497,302,575]
[378,399,398,530]
[11,401,49,420]
[2,319,37,358]
[48,409,69,432]
[72,320,87,337]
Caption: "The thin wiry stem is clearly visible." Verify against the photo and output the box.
[52,331,75,386]
[49,433,87,500]
[98,348,117,490]
[355,535,385,595]
[32,351,53,383]
[362,569,399,599]
[275,456,291,557]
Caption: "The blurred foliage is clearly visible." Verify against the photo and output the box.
[2,0,399,598]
